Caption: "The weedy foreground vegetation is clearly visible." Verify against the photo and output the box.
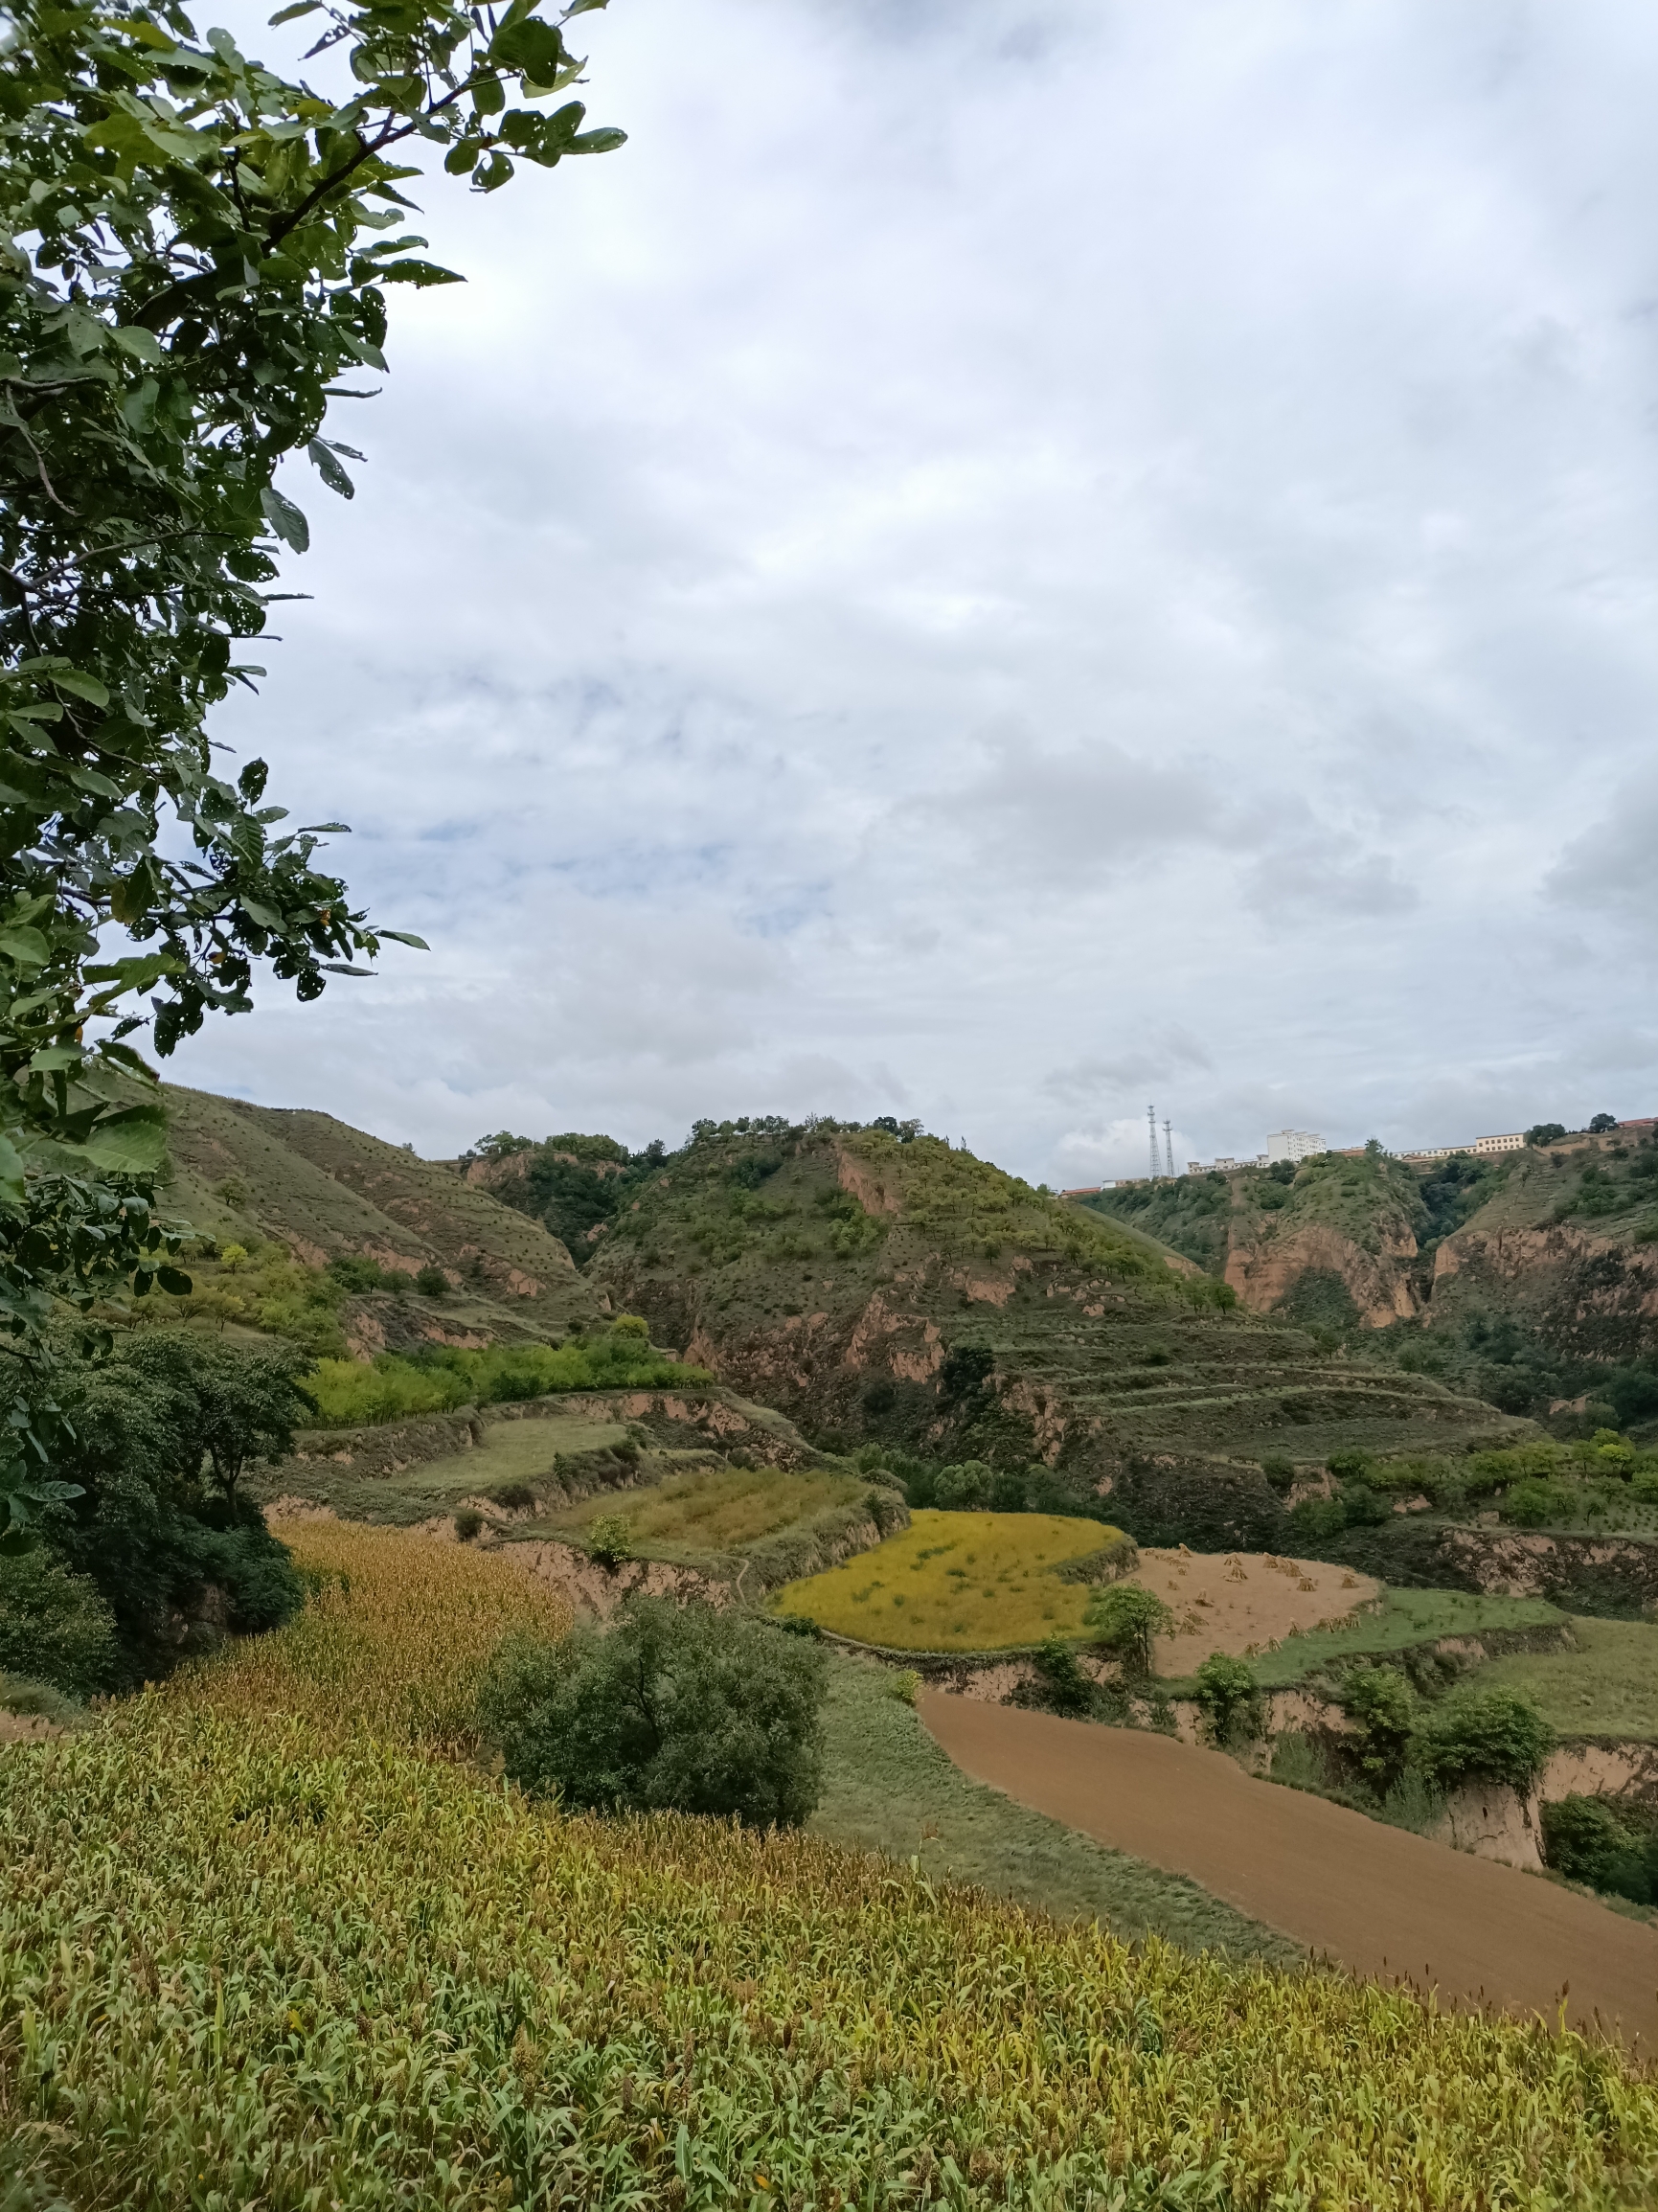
[5,1524,1657,2209]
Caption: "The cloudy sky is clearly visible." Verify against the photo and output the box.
[169,0,1658,1184]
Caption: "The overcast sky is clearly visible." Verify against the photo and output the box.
[167,0,1658,1184]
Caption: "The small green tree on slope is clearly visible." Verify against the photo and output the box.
[478,1600,830,1827]
[0,0,624,1542]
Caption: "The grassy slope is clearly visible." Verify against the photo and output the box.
[1084,1151,1429,1285]
[811,1658,1298,1964]
[1469,1616,1658,1742]
[775,1508,1114,1650]
[161,1082,605,1341]
[587,1126,1518,1497]
[8,1523,1651,2210]
[1231,1588,1567,1690]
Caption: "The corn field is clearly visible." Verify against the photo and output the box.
[3,1525,1656,2209]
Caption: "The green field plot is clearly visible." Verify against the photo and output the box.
[774,1508,1121,1650]
[810,1659,1297,1963]
[1238,1587,1567,1690]
[1468,1616,1658,1741]
[536,1463,867,1561]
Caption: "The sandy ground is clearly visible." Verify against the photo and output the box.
[1124,1548,1380,1676]
[921,1692,1658,2045]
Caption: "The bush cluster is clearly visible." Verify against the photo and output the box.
[305,1324,704,1427]
[477,1600,829,1827]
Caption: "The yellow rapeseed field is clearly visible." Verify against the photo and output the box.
[772,1508,1119,1649]
[2,1522,1656,2208]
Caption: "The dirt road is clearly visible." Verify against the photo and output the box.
[921,1691,1658,2043]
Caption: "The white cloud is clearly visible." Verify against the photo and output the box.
[169,0,1658,1182]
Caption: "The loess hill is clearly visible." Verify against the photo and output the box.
[1086,1131,1658,1431]
[157,1083,610,1350]
[568,1121,1521,1542]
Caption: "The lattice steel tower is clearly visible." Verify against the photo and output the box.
[1164,1118,1174,1178]
[1148,1104,1160,1180]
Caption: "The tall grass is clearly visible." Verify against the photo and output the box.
[304,1334,710,1427]
[3,1529,1657,2208]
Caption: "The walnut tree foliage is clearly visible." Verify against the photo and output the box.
[0,0,623,1541]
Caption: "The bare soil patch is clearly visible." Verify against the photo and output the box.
[1126,1547,1380,1676]
[922,1692,1658,2043]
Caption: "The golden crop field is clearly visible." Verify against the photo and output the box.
[3,1525,1657,2209]
[771,1508,1119,1649]
[552,1463,866,1556]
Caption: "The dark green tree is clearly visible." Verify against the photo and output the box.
[1340,1665,1416,1790]
[119,1327,312,1498]
[1085,1582,1171,1676]
[0,0,623,1542]
[477,1600,829,1827]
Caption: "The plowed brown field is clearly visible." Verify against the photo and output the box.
[921,1691,1658,2044]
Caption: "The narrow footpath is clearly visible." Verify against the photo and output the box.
[921,1691,1658,2044]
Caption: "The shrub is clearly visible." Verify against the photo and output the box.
[1327,1449,1369,1481]
[585,1514,634,1568]
[453,1509,484,1543]
[1341,1665,1417,1789]
[1193,1653,1261,1745]
[486,1482,537,1512]
[414,1265,450,1298]
[1017,1638,1098,1719]
[1503,1478,1560,1528]
[0,1551,118,1699]
[1413,1688,1554,1793]
[1085,1583,1172,1675]
[1260,1455,1295,1493]
[1541,1795,1658,1902]
[477,1600,829,1825]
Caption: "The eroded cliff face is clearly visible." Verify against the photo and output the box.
[1225,1221,1420,1327]
[1430,1221,1658,1360]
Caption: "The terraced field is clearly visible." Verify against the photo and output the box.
[6,1525,1653,2208]
[774,1509,1118,1649]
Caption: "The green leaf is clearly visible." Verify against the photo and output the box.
[28,1046,82,1073]
[156,1266,194,1296]
[569,127,626,154]
[82,1106,169,1175]
[307,438,355,498]
[375,261,466,287]
[51,670,111,707]
[14,1479,83,1505]
[0,927,49,968]
[238,897,284,929]
[0,1131,24,1208]
[261,486,311,553]
[492,15,568,74]
[110,326,163,367]
[269,0,321,19]
[378,929,429,949]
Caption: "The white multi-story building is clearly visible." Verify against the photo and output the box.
[1264,1129,1324,1163]
[1473,1131,1526,1155]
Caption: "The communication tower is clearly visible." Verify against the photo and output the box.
[1147,1104,1159,1180]
[1163,1118,1174,1178]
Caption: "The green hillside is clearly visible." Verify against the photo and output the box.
[156,1084,607,1347]
[574,1119,1520,1544]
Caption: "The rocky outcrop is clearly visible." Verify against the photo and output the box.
[1431,1222,1658,1361]
[1226,1222,1420,1327]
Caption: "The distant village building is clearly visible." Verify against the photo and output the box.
[1264,1129,1324,1164]
[1059,1185,1102,1197]
[1473,1131,1526,1155]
